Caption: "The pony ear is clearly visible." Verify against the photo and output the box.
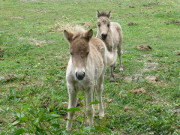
[107,11,111,18]
[96,10,100,18]
[85,29,93,41]
[63,30,73,43]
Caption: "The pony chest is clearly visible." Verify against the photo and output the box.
[74,79,93,90]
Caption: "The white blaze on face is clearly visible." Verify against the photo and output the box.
[97,17,110,40]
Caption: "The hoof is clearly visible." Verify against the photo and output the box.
[110,77,115,82]
[119,67,123,72]
[99,112,104,119]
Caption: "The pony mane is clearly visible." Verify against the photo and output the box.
[71,26,86,39]
[97,11,110,18]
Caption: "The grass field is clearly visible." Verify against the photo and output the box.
[0,0,180,134]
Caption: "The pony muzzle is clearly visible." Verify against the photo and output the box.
[101,33,107,40]
[75,71,85,80]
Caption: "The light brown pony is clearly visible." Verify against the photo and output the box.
[96,11,123,82]
[64,27,107,131]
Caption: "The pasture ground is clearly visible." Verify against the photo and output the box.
[0,0,180,134]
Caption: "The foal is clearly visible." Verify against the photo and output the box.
[64,27,107,131]
[96,11,123,82]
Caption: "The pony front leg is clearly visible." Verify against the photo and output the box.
[66,90,78,131]
[91,88,95,117]
[85,88,94,126]
[97,77,104,118]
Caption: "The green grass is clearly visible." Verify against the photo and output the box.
[0,0,180,134]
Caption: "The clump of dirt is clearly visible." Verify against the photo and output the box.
[0,119,4,124]
[0,48,4,60]
[147,7,153,9]
[5,74,17,82]
[165,22,170,25]
[0,48,4,52]
[165,20,180,26]
[131,88,146,94]
[129,5,135,8]
[125,12,133,15]
[172,20,180,24]
[155,76,159,82]
[16,123,26,127]
[177,51,180,55]
[128,22,137,26]
[136,45,152,51]
[124,106,131,112]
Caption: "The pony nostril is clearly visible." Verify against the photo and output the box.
[101,34,107,40]
[76,72,85,80]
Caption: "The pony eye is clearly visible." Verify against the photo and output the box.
[107,24,110,27]
[70,52,73,55]
[86,52,89,55]
[98,24,101,27]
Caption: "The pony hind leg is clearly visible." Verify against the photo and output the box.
[117,43,123,72]
[113,63,116,71]
[110,65,115,82]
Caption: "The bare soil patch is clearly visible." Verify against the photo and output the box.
[20,0,38,2]
[19,37,51,47]
[145,76,156,83]
[144,62,158,72]
[11,16,23,20]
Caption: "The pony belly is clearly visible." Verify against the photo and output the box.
[107,50,117,66]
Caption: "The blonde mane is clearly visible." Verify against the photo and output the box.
[70,26,86,40]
